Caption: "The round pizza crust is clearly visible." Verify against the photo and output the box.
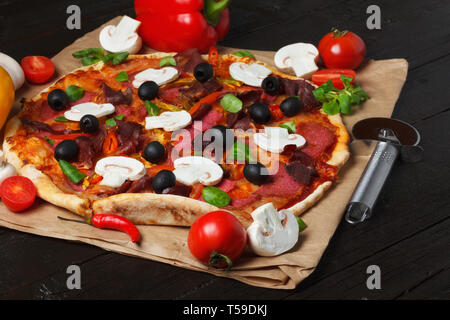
[3,52,350,228]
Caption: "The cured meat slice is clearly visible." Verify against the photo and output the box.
[279,78,321,111]
[75,126,107,168]
[115,121,142,154]
[103,83,133,105]
[285,161,317,185]
[127,175,152,193]
[174,48,206,74]
[255,163,301,196]
[296,122,336,158]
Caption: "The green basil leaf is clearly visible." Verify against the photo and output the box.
[65,85,84,102]
[115,71,129,82]
[145,101,160,116]
[81,57,101,66]
[55,116,68,122]
[280,120,296,133]
[72,48,104,59]
[322,100,340,115]
[105,118,117,127]
[202,186,231,207]
[338,94,352,114]
[312,87,326,102]
[233,50,255,58]
[73,48,108,66]
[72,49,90,59]
[340,74,354,88]
[315,76,368,115]
[228,140,254,163]
[159,56,177,67]
[313,81,337,102]
[322,80,337,92]
[115,114,125,120]
[59,160,86,184]
[354,85,369,101]
[102,53,114,63]
[296,217,307,233]
[44,136,54,146]
[220,94,243,113]
[111,52,129,65]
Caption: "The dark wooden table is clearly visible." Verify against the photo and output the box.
[0,0,449,300]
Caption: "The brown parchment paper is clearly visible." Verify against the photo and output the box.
[0,17,408,289]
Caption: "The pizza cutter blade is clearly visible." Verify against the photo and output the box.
[344,118,423,225]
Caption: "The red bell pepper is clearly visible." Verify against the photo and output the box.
[134,0,230,53]
[311,69,356,89]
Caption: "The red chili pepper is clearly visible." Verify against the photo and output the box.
[90,175,103,185]
[269,104,284,121]
[189,91,223,116]
[58,214,140,243]
[135,0,231,53]
[190,183,204,199]
[208,46,219,66]
[47,133,92,141]
[102,131,119,154]
[92,214,140,243]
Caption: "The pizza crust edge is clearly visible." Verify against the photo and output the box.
[92,193,252,227]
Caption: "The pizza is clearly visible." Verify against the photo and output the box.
[3,49,349,228]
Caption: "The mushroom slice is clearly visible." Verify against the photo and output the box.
[247,203,299,256]
[95,156,146,188]
[229,62,272,87]
[253,127,306,153]
[173,156,223,186]
[132,67,179,88]
[64,102,115,121]
[274,43,319,79]
[100,171,127,188]
[145,110,192,132]
[99,15,142,54]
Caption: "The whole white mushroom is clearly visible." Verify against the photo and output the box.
[247,203,300,256]
[274,43,319,79]
[0,52,25,90]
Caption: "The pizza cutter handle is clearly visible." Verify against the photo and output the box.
[345,141,400,224]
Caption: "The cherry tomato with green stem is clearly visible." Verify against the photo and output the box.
[318,29,366,70]
[188,210,247,270]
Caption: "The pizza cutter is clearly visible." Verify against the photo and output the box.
[344,117,424,224]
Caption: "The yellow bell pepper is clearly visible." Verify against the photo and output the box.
[0,66,15,130]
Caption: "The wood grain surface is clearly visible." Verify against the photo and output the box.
[0,0,448,299]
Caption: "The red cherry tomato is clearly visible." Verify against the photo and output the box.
[188,211,247,270]
[21,56,55,84]
[318,29,366,70]
[0,176,37,212]
[312,69,356,89]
